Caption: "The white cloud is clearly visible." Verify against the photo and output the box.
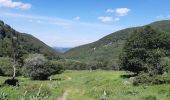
[0,12,123,47]
[115,8,130,16]
[0,0,31,10]
[106,9,114,13]
[98,16,113,22]
[0,11,122,29]
[98,16,120,23]
[73,16,80,21]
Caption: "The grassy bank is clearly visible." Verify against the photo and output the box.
[0,70,170,100]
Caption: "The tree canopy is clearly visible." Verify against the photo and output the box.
[120,26,170,74]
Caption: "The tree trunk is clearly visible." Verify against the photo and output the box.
[12,63,16,79]
[12,53,16,79]
[50,76,52,81]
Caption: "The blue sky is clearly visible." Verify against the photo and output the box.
[0,0,170,47]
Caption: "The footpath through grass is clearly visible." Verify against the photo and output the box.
[0,70,170,100]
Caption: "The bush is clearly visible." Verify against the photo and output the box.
[3,79,19,86]
[24,54,50,80]
[133,73,170,86]
[59,59,112,70]
[63,60,89,70]
[48,60,64,75]
[143,95,157,100]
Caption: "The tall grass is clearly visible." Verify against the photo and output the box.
[0,70,170,100]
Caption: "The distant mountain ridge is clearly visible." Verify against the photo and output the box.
[63,20,170,66]
[54,47,72,53]
[0,20,60,59]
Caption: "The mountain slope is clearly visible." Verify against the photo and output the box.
[0,20,60,59]
[63,20,170,66]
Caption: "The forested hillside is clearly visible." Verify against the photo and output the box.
[64,20,170,68]
[0,20,60,59]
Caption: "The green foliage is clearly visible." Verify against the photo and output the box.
[62,59,89,70]
[59,59,111,70]
[120,26,170,74]
[0,92,8,100]
[160,57,170,73]
[0,57,12,76]
[0,57,20,77]
[133,73,170,86]
[24,54,50,80]
[47,60,65,75]
[63,27,133,69]
[23,54,64,80]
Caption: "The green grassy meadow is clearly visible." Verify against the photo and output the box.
[0,70,170,100]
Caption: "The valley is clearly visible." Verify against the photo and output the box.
[1,1,170,99]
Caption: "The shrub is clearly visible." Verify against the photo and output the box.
[143,95,157,100]
[3,79,19,86]
[63,60,89,70]
[133,73,170,86]
[24,54,50,80]
[47,60,64,75]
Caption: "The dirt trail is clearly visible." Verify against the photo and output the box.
[58,90,69,100]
